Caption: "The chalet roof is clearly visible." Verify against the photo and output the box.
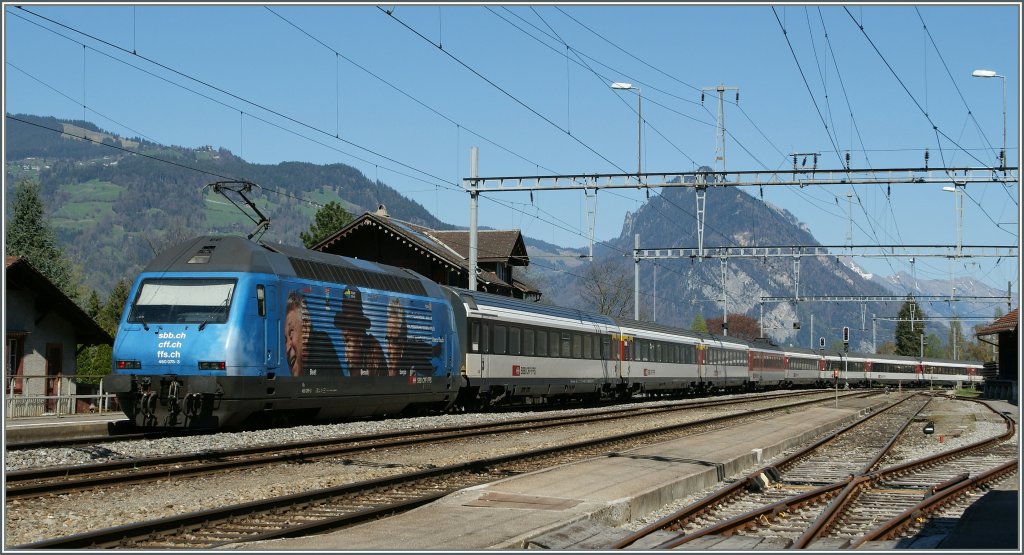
[313,212,538,294]
[976,309,1019,337]
[430,230,529,266]
[5,256,113,345]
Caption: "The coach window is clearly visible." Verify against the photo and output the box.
[481,322,490,353]
[582,334,592,359]
[509,327,521,356]
[601,337,611,360]
[523,329,535,356]
[471,321,481,353]
[536,330,547,357]
[572,334,582,359]
[493,325,507,355]
[551,332,561,358]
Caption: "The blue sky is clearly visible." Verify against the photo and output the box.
[3,3,1020,293]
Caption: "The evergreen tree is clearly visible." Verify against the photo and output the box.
[6,178,80,301]
[98,279,131,331]
[84,290,102,319]
[300,201,353,248]
[691,313,709,333]
[895,297,925,356]
[75,279,130,384]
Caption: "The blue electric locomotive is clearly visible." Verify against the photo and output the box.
[107,236,464,428]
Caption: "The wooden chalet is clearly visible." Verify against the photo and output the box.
[5,256,112,414]
[313,206,541,301]
[975,308,1018,404]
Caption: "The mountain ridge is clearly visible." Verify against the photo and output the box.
[6,113,1007,354]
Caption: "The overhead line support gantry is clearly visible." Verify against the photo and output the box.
[463,165,1018,257]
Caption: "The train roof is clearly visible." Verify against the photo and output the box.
[453,287,616,327]
[612,317,751,347]
[141,236,445,298]
[781,345,822,357]
[142,236,280,275]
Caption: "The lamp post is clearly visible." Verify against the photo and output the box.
[610,82,642,180]
[971,69,1007,172]
[941,183,965,258]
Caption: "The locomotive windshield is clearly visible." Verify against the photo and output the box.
[128,278,236,325]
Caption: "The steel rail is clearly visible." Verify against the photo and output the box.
[653,479,853,549]
[13,392,861,549]
[851,459,1018,547]
[5,391,832,499]
[790,399,932,548]
[609,393,920,549]
[614,396,1015,550]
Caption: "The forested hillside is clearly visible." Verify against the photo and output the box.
[5,114,451,295]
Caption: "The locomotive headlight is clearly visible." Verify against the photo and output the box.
[116,360,142,370]
[198,361,227,370]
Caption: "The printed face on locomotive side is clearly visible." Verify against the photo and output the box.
[282,283,445,381]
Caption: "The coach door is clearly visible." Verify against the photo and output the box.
[259,284,279,370]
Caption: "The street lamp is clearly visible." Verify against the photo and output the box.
[610,82,642,180]
[971,69,1007,172]
[941,183,964,258]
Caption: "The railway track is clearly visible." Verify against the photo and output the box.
[4,390,838,499]
[609,397,1016,550]
[12,390,875,548]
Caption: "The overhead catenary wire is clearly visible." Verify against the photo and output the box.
[10,6,684,305]
[264,6,700,288]
[16,7,456,192]
[6,62,161,146]
[7,10,427,204]
[380,6,627,174]
[773,6,922,297]
[913,7,1017,208]
[844,6,1018,246]
[12,6,1011,323]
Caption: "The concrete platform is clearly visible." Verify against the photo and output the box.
[236,396,885,550]
[3,413,128,444]
[936,488,1019,549]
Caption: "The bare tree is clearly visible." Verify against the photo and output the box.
[578,257,635,319]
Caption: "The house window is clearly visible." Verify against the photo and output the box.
[495,263,509,283]
[6,335,24,394]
